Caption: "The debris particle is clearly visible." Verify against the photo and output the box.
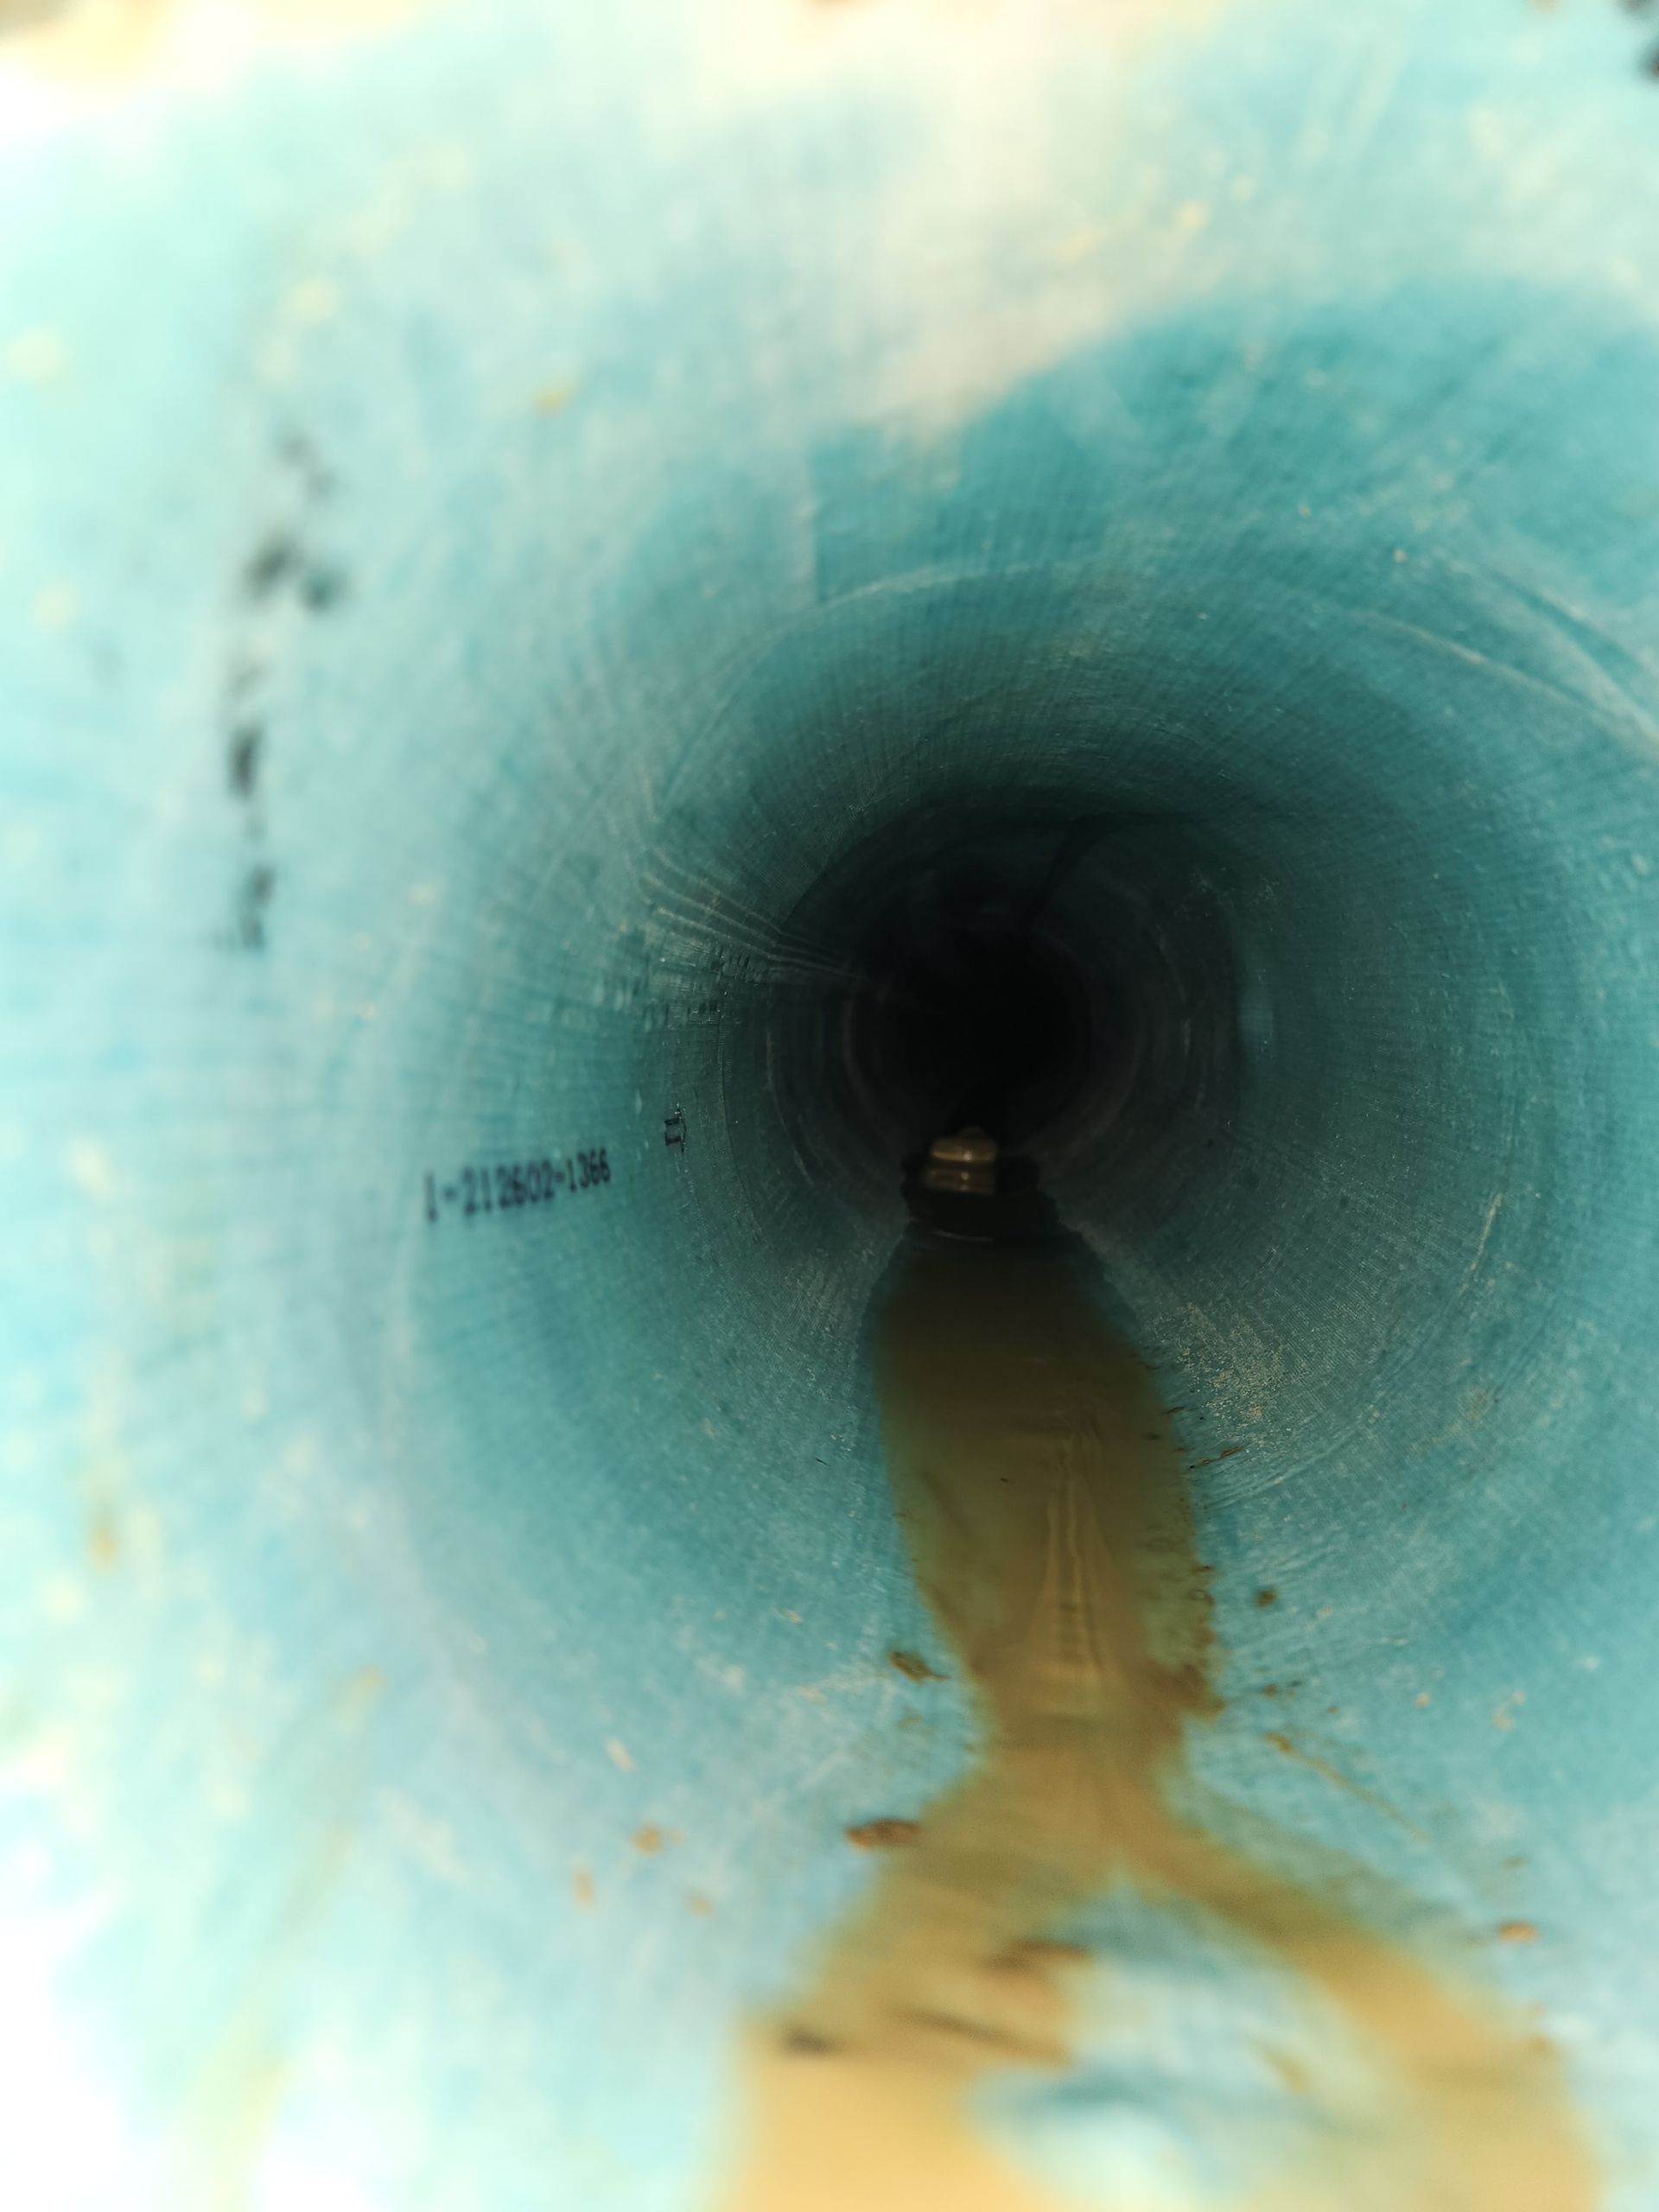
[888,1648,944,1682]
[236,863,276,950]
[1497,1921,1538,1944]
[299,562,348,613]
[244,534,299,599]
[845,1817,920,1851]
[781,2025,837,2055]
[227,722,264,800]
[1256,1587,1280,1608]
[984,1937,1090,1974]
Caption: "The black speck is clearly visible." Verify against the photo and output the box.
[243,533,300,601]
[300,563,349,613]
[227,723,264,800]
[235,863,276,950]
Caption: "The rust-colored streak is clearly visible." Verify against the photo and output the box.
[717,1220,1597,2210]
[845,1817,921,1851]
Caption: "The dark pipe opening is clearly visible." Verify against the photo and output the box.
[760,789,1245,1215]
[860,918,1098,1148]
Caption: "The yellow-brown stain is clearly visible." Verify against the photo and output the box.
[86,1509,120,1570]
[846,1817,921,1851]
[717,1220,1597,2211]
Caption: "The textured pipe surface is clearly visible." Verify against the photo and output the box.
[3,1,1659,2206]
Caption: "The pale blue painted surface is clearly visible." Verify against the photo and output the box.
[3,0,1659,2204]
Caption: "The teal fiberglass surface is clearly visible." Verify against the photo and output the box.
[4,0,1659,2205]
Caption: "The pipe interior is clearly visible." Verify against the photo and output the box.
[7,3,1659,2204]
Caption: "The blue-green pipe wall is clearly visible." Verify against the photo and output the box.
[3,0,1659,2204]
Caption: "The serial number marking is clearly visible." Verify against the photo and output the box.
[423,1147,612,1224]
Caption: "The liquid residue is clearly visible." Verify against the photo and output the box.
[717,1204,1596,2210]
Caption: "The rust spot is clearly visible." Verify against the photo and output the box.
[1256,1586,1280,1608]
[87,1514,119,1571]
[846,1817,921,1850]
[1266,1730,1295,1757]
[572,1865,594,1910]
[1192,1445,1243,1468]
[688,1891,714,1916]
[781,2025,838,2056]
[633,1824,665,1854]
[1498,1921,1539,1944]
[888,1648,944,1682]
[984,1936,1090,1975]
